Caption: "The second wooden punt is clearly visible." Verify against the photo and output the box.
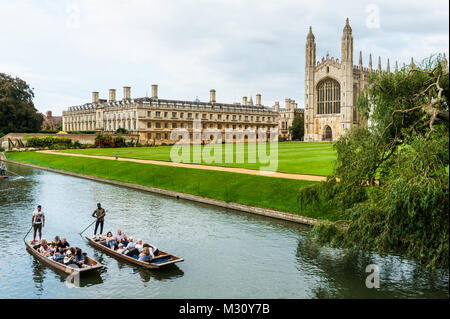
[86,235,184,269]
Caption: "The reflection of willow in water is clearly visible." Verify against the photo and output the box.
[296,236,449,299]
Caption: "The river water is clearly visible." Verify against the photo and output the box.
[0,162,448,299]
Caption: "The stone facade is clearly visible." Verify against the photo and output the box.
[41,111,62,130]
[63,86,279,145]
[273,99,304,140]
[304,19,372,142]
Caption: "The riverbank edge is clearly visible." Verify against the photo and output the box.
[1,153,319,226]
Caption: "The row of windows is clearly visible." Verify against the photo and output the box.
[147,133,274,141]
[147,122,274,130]
[149,111,272,123]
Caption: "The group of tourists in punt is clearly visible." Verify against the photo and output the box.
[99,230,159,262]
[34,236,90,268]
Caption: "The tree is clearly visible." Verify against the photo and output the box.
[299,54,449,269]
[0,73,43,134]
[289,115,305,140]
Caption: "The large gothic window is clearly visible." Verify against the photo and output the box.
[317,79,341,114]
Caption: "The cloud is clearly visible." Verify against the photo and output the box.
[0,0,448,114]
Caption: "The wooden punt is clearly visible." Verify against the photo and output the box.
[86,235,184,269]
[25,240,103,275]
[0,176,8,180]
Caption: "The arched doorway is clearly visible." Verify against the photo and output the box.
[324,126,332,141]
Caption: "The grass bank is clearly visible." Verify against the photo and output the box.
[5,151,338,221]
[57,142,336,176]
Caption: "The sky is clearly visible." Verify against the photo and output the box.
[0,0,448,115]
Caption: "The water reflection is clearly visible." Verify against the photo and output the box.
[296,236,449,299]
[1,162,448,298]
[134,265,185,283]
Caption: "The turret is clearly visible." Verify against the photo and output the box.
[306,26,316,67]
[369,54,373,73]
[387,59,390,73]
[378,56,382,73]
[341,18,353,63]
[358,51,363,69]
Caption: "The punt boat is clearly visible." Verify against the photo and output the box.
[25,239,103,275]
[0,176,8,180]
[86,235,184,269]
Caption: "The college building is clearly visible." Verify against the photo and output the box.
[62,85,280,145]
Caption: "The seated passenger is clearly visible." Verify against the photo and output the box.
[116,243,126,254]
[101,232,116,249]
[57,237,70,251]
[74,247,87,268]
[63,248,75,265]
[49,243,57,256]
[116,230,128,246]
[135,239,144,253]
[52,236,61,246]
[52,248,65,262]
[108,236,118,250]
[143,243,159,257]
[137,247,152,262]
[39,239,51,257]
[124,237,139,257]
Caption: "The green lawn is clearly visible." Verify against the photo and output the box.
[57,142,336,176]
[5,151,338,221]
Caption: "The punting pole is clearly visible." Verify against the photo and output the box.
[79,220,96,235]
[23,226,33,241]
[6,170,24,179]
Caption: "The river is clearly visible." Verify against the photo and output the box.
[0,162,448,298]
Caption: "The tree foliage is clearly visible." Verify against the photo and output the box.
[289,115,305,140]
[0,73,43,134]
[299,54,449,269]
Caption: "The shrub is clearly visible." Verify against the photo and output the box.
[26,136,73,148]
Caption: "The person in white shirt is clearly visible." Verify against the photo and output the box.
[135,239,144,253]
[116,243,126,254]
[32,205,45,244]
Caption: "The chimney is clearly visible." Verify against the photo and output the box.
[285,98,290,109]
[274,101,280,112]
[210,89,216,103]
[123,86,131,100]
[92,92,99,103]
[109,89,116,102]
[243,96,248,106]
[256,94,261,106]
[152,84,158,99]
[46,111,52,118]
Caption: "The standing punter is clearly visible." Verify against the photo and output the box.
[32,205,45,244]
[92,203,106,236]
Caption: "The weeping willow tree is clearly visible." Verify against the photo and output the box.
[299,54,449,269]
